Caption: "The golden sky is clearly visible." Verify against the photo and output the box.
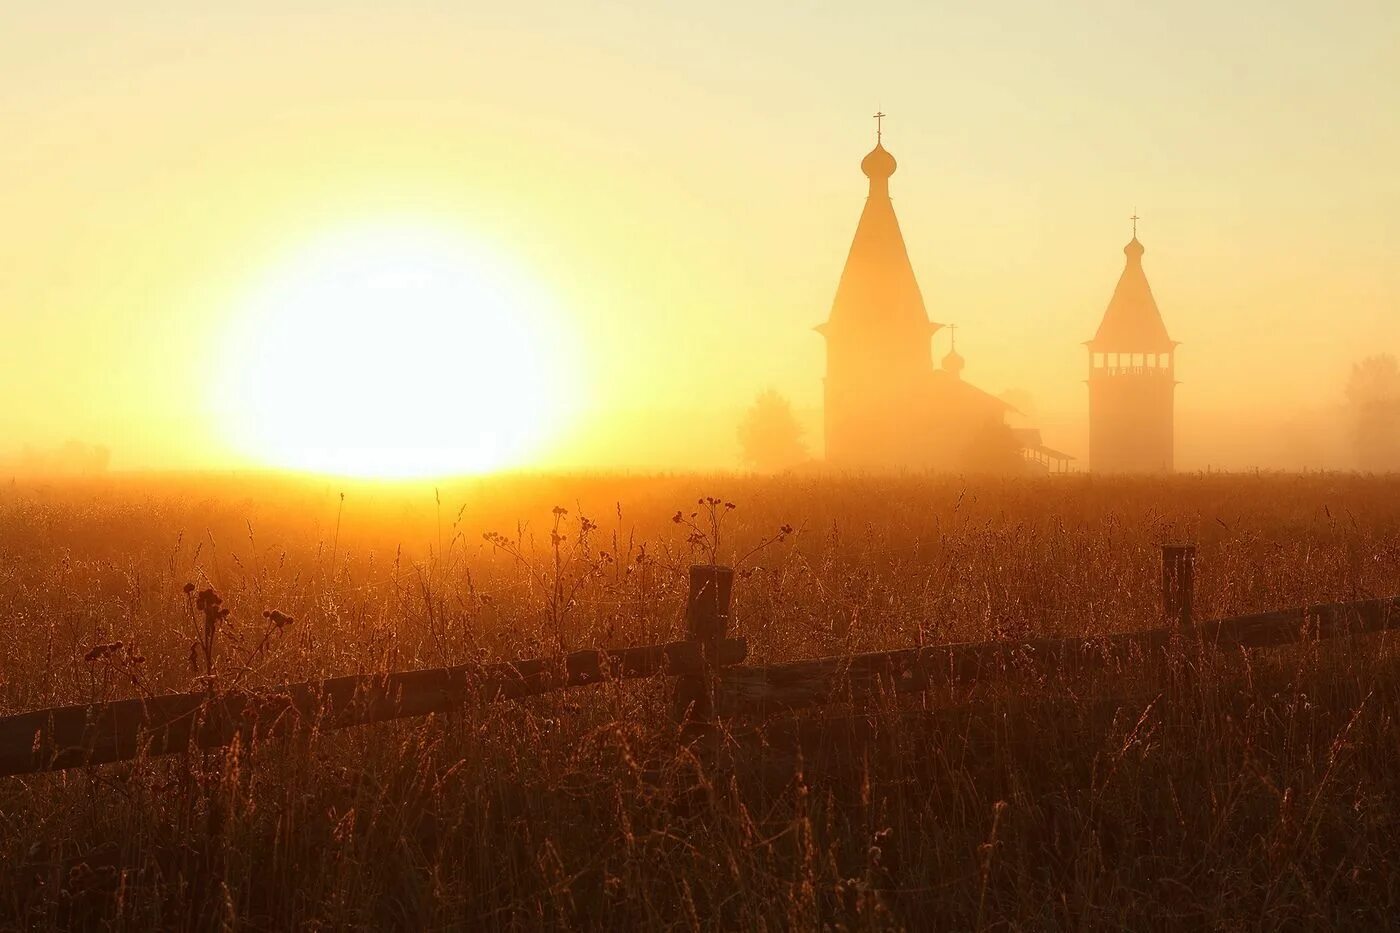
[2,1,1397,471]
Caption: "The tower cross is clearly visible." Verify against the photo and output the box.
[948,322,957,350]
[873,110,886,143]
[1130,209,1140,239]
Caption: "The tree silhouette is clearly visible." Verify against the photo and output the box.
[1345,354,1400,471]
[737,389,807,472]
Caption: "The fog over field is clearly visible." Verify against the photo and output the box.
[3,4,1398,477]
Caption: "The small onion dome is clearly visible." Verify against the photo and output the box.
[942,348,965,378]
[860,142,897,180]
[1124,237,1145,259]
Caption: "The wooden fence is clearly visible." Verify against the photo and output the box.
[2,549,1399,778]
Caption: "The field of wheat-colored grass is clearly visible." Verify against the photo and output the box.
[3,472,1400,929]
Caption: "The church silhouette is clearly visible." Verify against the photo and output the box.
[1086,218,1178,473]
[817,117,1175,474]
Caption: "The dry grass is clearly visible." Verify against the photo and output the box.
[3,471,1400,929]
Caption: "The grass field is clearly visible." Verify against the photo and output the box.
[3,472,1400,929]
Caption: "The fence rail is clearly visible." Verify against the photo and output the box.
[0,637,746,777]
[2,549,1398,778]
[718,595,1400,715]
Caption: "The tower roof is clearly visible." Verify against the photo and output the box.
[819,125,937,339]
[1088,234,1174,351]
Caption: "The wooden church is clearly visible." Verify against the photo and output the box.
[816,121,1038,473]
[816,119,1176,474]
[1086,223,1178,472]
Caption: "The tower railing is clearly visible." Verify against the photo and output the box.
[1093,363,1174,378]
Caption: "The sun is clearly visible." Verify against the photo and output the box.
[217,224,578,478]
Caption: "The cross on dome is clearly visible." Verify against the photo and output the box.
[942,323,965,377]
[860,111,896,183]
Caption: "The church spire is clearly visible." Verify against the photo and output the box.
[1088,221,1173,351]
[819,114,936,339]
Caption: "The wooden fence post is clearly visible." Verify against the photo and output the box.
[673,564,734,734]
[1161,544,1196,627]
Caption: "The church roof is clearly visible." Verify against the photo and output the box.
[1088,236,1174,351]
[818,138,938,338]
[931,368,1018,413]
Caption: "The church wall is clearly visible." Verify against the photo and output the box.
[825,365,1018,473]
[822,318,941,468]
[1089,370,1174,472]
[824,369,938,468]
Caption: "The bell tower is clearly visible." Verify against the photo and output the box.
[1086,217,1177,472]
[816,114,941,467]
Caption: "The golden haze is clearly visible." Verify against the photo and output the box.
[1,3,1397,474]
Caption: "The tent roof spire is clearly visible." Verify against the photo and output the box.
[818,116,937,340]
[1088,221,1174,351]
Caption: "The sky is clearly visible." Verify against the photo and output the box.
[2,0,1398,471]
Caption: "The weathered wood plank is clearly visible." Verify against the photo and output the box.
[7,594,1398,775]
[719,596,1400,715]
[673,564,735,730]
[0,638,748,777]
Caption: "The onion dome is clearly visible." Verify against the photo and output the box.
[1124,237,1145,260]
[860,142,897,181]
[942,323,965,377]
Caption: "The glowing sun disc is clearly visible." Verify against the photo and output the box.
[217,224,577,477]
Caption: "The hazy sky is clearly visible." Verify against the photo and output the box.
[2,1,1397,470]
